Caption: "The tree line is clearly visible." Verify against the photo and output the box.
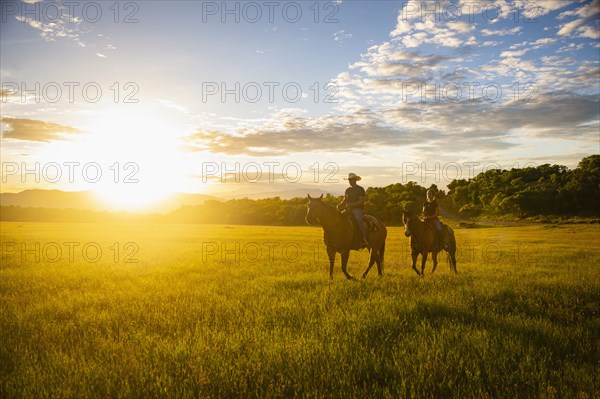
[1,155,598,224]
[445,155,599,218]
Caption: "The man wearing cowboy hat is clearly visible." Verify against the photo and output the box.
[339,172,368,246]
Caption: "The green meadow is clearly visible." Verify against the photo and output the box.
[1,222,599,398]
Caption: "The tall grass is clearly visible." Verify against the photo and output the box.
[1,222,599,398]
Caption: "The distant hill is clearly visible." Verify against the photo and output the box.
[0,189,220,213]
[1,189,104,210]
[225,188,337,200]
[0,188,339,213]
[158,192,222,212]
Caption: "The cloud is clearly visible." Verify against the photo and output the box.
[393,21,474,48]
[13,3,117,52]
[482,40,502,46]
[333,30,352,43]
[513,0,576,19]
[481,27,522,36]
[500,49,527,57]
[350,45,458,80]
[381,92,599,156]
[558,18,588,36]
[183,90,598,157]
[184,108,445,156]
[557,0,599,20]
[436,93,596,143]
[446,21,474,33]
[389,2,485,48]
[556,43,586,53]
[15,13,85,47]
[1,117,80,142]
[557,0,600,36]
[183,124,422,156]
[500,37,557,57]
[326,1,598,151]
[576,24,600,39]
[0,88,17,100]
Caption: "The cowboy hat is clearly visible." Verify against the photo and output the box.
[344,172,361,181]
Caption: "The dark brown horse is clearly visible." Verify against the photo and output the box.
[402,210,457,276]
[306,194,387,280]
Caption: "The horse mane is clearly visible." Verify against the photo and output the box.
[317,199,338,213]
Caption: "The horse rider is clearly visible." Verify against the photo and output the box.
[422,189,445,249]
[339,173,369,247]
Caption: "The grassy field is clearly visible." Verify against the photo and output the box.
[1,222,599,398]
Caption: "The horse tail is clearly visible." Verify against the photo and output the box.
[446,226,456,252]
[445,226,458,273]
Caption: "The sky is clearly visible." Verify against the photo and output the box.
[1,0,599,211]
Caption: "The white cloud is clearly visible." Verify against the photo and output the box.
[184,92,599,157]
[524,0,577,17]
[15,12,85,47]
[10,2,120,56]
[446,21,474,33]
[557,0,600,36]
[530,37,557,46]
[350,45,457,80]
[334,30,353,43]
[556,43,586,53]
[390,2,482,48]
[558,0,599,19]
[558,18,589,35]
[502,37,556,58]
[577,25,600,39]
[481,27,521,36]
[500,49,527,57]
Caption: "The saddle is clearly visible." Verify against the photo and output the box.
[342,211,382,250]
[423,219,451,251]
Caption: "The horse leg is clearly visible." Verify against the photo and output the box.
[341,250,354,280]
[327,247,336,280]
[362,250,376,279]
[411,250,420,276]
[420,251,428,276]
[432,251,439,274]
[375,248,383,277]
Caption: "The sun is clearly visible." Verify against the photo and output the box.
[80,108,189,212]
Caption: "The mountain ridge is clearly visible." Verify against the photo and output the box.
[0,188,341,213]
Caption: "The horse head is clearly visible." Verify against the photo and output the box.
[402,210,412,237]
[305,193,324,225]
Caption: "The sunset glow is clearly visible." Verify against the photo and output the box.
[1,0,598,211]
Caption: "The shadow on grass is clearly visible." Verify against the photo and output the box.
[406,295,599,366]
